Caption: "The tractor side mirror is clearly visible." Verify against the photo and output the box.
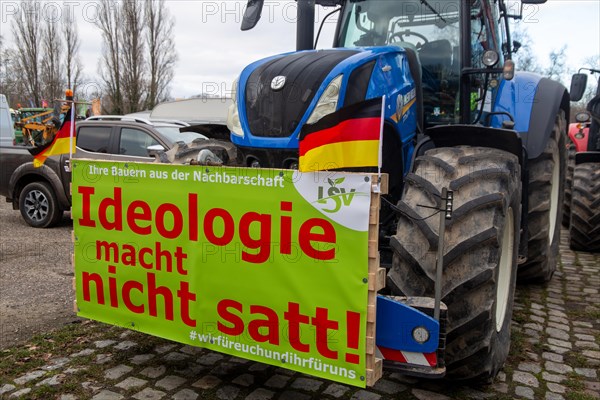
[241,0,264,31]
[570,73,588,102]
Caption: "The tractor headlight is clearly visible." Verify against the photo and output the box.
[482,50,499,67]
[306,75,343,125]
[227,77,244,137]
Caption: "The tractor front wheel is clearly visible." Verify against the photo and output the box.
[388,146,521,382]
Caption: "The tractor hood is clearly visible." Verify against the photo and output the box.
[234,47,400,147]
[244,49,358,138]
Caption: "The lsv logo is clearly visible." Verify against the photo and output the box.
[316,177,356,213]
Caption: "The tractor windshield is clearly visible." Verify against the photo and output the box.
[337,0,461,124]
[337,0,460,49]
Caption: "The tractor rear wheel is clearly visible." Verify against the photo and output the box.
[569,162,600,251]
[518,112,566,283]
[388,146,521,382]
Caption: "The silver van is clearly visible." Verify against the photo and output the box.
[0,94,15,146]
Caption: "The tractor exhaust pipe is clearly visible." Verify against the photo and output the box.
[297,0,315,51]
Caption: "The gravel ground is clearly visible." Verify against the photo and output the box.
[0,200,78,349]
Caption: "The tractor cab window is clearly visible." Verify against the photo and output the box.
[337,0,461,126]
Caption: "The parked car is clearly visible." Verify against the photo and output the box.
[0,116,207,228]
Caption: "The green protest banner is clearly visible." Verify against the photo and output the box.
[72,160,372,386]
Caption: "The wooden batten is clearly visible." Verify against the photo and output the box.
[365,174,387,387]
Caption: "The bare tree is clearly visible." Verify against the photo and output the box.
[11,1,42,106]
[511,27,542,74]
[41,18,63,104]
[545,45,568,84]
[62,10,82,94]
[144,0,177,109]
[96,0,123,114]
[120,0,146,113]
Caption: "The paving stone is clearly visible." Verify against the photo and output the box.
[523,323,543,331]
[541,372,566,384]
[248,363,271,372]
[132,387,166,400]
[245,388,275,400]
[573,321,593,328]
[156,375,186,391]
[350,390,382,400]
[542,352,563,363]
[140,365,167,379]
[547,321,569,331]
[518,362,542,374]
[411,389,451,400]
[172,389,199,400]
[0,384,16,395]
[547,383,567,394]
[94,339,117,348]
[491,382,509,393]
[179,345,203,356]
[545,393,565,400]
[322,383,351,398]
[91,390,124,400]
[114,341,138,350]
[512,371,539,388]
[36,373,66,386]
[70,348,95,357]
[574,333,595,341]
[576,341,600,349]
[583,350,600,360]
[64,367,85,374]
[232,373,255,387]
[198,352,225,365]
[155,343,178,354]
[545,361,573,374]
[115,376,148,390]
[529,315,545,324]
[59,395,78,400]
[131,354,155,365]
[163,351,189,362]
[216,385,240,400]
[546,345,570,355]
[514,386,535,399]
[43,357,70,370]
[9,388,31,398]
[291,377,323,392]
[174,363,206,378]
[278,391,311,400]
[104,364,133,380]
[496,371,507,382]
[14,370,47,385]
[211,361,240,376]
[546,327,570,341]
[372,378,407,394]
[96,353,113,364]
[547,338,572,349]
[192,375,221,389]
[575,368,597,379]
[265,374,291,389]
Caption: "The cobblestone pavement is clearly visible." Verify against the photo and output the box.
[1,231,599,400]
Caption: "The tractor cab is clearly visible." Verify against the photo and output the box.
[335,0,504,128]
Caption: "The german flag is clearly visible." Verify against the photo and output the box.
[29,106,75,168]
[299,98,383,172]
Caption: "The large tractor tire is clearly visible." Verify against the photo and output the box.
[388,146,521,382]
[569,162,600,252]
[518,112,566,283]
[562,141,575,227]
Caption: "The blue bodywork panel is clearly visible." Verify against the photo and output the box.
[233,46,418,175]
[376,296,439,354]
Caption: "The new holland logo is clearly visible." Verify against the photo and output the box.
[271,76,286,91]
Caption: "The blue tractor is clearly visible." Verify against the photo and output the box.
[224,0,568,382]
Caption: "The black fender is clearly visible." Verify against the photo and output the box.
[525,78,570,160]
[8,162,70,210]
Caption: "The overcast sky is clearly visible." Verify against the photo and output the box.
[1,0,599,100]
